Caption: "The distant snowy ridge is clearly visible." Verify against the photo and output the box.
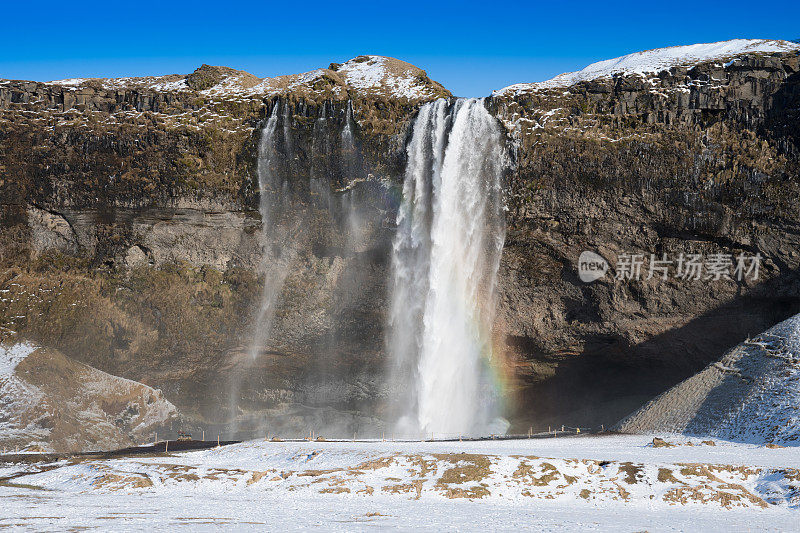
[495,39,800,96]
[616,313,800,446]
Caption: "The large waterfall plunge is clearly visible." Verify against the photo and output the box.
[388,98,507,438]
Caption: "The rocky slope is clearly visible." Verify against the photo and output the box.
[616,313,800,445]
[1,41,800,446]
[0,338,177,452]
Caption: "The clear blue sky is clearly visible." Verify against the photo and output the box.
[2,0,798,96]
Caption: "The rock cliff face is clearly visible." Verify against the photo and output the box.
[1,42,799,445]
[492,41,800,427]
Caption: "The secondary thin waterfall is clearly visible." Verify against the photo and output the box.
[248,104,286,360]
[231,99,366,437]
[228,102,295,434]
[388,98,507,438]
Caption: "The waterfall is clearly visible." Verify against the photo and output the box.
[231,98,372,437]
[388,98,507,438]
[341,101,356,155]
[340,101,365,251]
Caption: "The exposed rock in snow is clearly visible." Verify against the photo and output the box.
[0,341,178,452]
[495,39,800,96]
[616,314,800,446]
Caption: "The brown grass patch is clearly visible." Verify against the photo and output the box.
[618,462,643,484]
[383,480,424,499]
[247,471,269,485]
[320,486,350,494]
[93,472,153,490]
[657,468,680,483]
[651,437,674,448]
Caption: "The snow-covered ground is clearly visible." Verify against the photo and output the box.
[0,342,47,445]
[0,341,36,376]
[2,435,799,531]
[2,486,797,532]
[495,39,800,95]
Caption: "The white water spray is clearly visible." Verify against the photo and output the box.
[388,98,506,438]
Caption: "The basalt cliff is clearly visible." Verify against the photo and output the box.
[2,41,800,450]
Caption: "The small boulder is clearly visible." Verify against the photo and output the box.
[651,437,674,448]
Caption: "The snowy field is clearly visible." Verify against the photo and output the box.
[2,434,799,531]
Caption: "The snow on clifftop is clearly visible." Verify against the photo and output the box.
[46,56,449,102]
[212,55,448,101]
[335,55,448,100]
[47,74,189,92]
[495,39,800,96]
